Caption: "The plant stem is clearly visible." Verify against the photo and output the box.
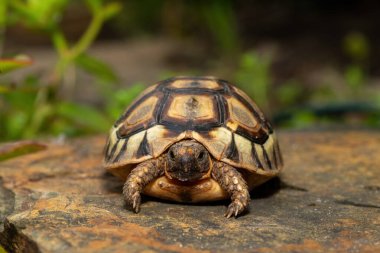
[50,30,69,84]
[70,10,104,59]
[50,10,104,85]
[52,30,69,58]
[0,0,7,57]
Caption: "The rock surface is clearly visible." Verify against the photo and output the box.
[0,131,380,253]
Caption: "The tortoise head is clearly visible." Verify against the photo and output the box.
[166,140,211,182]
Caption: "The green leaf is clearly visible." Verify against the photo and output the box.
[344,64,365,91]
[0,85,10,93]
[202,1,239,55]
[102,2,122,20]
[0,141,46,162]
[75,53,118,83]
[343,32,369,61]
[9,0,68,30]
[29,0,68,27]
[0,55,33,74]
[3,88,37,112]
[0,245,7,253]
[85,0,102,13]
[23,103,54,138]
[56,102,110,132]
[8,1,37,25]
[276,80,303,106]
[0,0,7,27]
[50,118,77,136]
[5,111,29,139]
[235,51,272,111]
[291,111,317,129]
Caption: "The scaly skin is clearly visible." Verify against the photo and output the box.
[123,157,165,212]
[212,162,250,218]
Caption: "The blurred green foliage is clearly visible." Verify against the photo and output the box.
[114,0,241,55]
[232,31,378,128]
[0,0,146,141]
[0,1,379,142]
[0,245,6,253]
[0,55,32,74]
[343,32,369,96]
[117,1,377,129]
[343,32,369,62]
[201,0,239,55]
[235,51,271,112]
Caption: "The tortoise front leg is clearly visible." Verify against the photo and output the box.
[212,162,250,218]
[123,158,164,213]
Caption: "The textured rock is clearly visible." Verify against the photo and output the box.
[0,131,380,252]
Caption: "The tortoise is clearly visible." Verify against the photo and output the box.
[104,76,283,218]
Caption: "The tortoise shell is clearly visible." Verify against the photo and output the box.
[104,76,283,179]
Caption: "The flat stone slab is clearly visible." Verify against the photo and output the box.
[1,131,379,252]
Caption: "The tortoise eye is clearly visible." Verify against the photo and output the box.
[198,151,205,160]
[169,150,175,160]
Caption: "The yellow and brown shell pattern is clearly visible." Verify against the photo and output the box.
[104,77,283,178]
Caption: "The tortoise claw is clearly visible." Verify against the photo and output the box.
[131,192,141,213]
[225,201,245,218]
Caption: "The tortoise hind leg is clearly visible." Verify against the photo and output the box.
[211,162,250,218]
[123,158,164,213]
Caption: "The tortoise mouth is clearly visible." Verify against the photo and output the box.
[164,165,211,184]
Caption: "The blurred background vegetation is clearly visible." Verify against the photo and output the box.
[1,0,380,142]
